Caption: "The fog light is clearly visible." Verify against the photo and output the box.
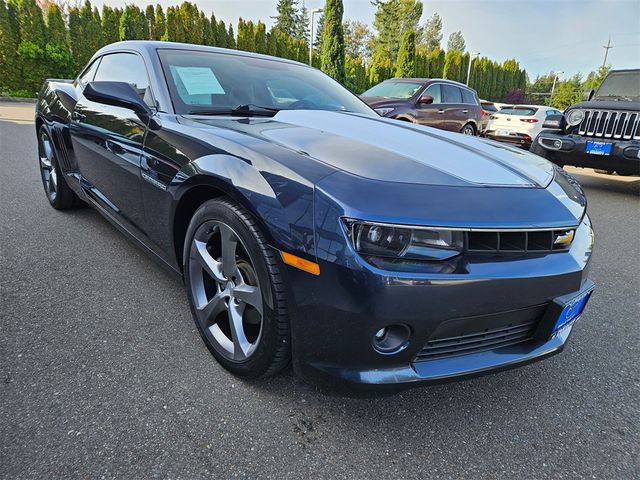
[372,324,411,354]
[553,139,562,149]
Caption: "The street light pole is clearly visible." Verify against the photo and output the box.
[550,70,563,96]
[309,8,323,66]
[466,51,480,85]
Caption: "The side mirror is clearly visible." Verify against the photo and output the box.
[583,89,594,101]
[542,114,563,130]
[419,95,434,105]
[84,81,153,117]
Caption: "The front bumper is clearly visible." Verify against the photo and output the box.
[535,131,640,174]
[285,216,595,391]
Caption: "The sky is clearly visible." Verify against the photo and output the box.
[92,0,640,80]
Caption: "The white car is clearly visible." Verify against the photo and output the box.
[485,105,563,149]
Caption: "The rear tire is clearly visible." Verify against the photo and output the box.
[183,198,291,378]
[37,125,80,210]
[461,123,476,136]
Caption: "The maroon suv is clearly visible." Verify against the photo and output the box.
[361,78,483,136]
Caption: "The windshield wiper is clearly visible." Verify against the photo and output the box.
[187,104,280,116]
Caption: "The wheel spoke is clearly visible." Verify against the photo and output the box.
[196,291,226,325]
[40,155,52,169]
[228,301,251,360]
[193,240,225,283]
[49,167,57,191]
[219,224,238,280]
[233,283,262,315]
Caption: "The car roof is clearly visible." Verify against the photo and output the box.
[94,40,308,67]
[383,77,474,89]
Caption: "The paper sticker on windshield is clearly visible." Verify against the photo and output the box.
[173,67,225,95]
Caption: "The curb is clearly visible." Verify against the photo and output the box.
[0,97,37,103]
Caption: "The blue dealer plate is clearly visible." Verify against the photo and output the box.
[552,290,592,335]
[585,141,612,156]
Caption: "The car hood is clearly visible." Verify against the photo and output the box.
[359,96,406,109]
[187,110,555,189]
[568,100,640,111]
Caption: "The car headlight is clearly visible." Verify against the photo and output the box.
[374,107,395,116]
[344,219,463,261]
[565,109,584,126]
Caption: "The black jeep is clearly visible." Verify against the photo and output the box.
[532,69,639,176]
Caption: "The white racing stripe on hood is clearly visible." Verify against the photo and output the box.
[272,110,554,187]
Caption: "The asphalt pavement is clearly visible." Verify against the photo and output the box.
[1,102,639,479]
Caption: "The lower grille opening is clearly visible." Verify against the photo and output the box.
[414,304,547,362]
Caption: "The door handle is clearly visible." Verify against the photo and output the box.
[462,110,469,114]
[438,109,445,114]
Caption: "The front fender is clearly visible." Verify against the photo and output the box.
[172,154,316,260]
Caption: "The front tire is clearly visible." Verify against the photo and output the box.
[183,198,290,378]
[37,125,80,210]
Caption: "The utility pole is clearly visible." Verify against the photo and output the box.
[550,71,563,105]
[602,36,613,68]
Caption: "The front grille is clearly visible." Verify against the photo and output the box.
[576,109,640,140]
[415,304,547,362]
[466,229,573,254]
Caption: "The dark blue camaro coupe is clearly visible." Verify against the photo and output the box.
[36,41,595,390]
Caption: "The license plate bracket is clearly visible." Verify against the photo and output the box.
[535,280,595,340]
[585,141,612,156]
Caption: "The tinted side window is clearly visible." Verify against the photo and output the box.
[442,84,462,103]
[77,58,101,87]
[461,88,475,104]
[422,84,441,103]
[93,53,153,105]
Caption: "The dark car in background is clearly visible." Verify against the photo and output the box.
[360,78,483,136]
[532,69,640,176]
[35,41,595,390]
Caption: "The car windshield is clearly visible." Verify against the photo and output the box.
[497,107,538,116]
[595,71,640,100]
[158,49,375,116]
[361,81,424,99]
[481,102,497,112]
